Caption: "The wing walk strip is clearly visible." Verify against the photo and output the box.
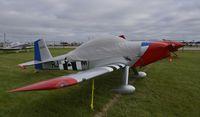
[10,63,126,92]
[103,64,125,72]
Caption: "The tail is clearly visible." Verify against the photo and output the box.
[34,39,52,69]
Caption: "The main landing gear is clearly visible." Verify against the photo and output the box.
[112,66,146,94]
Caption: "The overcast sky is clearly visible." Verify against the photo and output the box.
[0,0,200,42]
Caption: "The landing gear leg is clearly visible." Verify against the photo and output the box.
[112,66,135,94]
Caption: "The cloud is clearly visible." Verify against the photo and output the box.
[0,0,200,42]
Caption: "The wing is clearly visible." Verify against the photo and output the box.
[10,63,125,92]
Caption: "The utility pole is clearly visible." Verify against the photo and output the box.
[4,32,6,43]
[3,32,6,48]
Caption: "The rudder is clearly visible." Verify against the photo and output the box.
[34,39,52,69]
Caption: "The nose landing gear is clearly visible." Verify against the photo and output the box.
[132,68,147,78]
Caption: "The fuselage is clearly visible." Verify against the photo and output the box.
[42,36,171,71]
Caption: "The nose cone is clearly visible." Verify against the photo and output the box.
[162,41,185,52]
[173,41,184,48]
[133,42,170,67]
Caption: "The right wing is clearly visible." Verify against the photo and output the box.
[10,63,125,92]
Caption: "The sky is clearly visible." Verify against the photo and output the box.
[0,0,200,42]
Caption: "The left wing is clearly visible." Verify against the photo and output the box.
[10,63,125,92]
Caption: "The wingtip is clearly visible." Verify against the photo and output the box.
[8,87,30,93]
[8,89,20,93]
[9,77,78,92]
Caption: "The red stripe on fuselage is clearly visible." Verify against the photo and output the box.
[133,42,170,67]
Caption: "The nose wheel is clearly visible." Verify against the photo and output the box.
[132,68,147,78]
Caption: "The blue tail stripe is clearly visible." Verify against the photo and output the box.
[34,40,42,69]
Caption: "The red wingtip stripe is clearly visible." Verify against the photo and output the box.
[9,77,78,92]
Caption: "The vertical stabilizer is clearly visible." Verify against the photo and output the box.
[34,39,52,69]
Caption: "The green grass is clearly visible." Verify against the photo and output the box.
[106,51,200,117]
[0,49,200,117]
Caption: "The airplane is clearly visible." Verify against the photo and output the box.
[10,36,183,94]
[0,42,27,51]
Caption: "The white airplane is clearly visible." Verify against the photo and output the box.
[10,36,173,94]
[0,42,26,51]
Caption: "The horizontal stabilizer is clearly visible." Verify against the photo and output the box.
[18,57,61,69]
[18,61,40,69]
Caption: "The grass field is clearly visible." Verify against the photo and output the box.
[0,49,200,117]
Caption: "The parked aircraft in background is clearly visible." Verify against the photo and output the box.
[0,42,27,51]
[10,36,184,94]
[182,40,200,47]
